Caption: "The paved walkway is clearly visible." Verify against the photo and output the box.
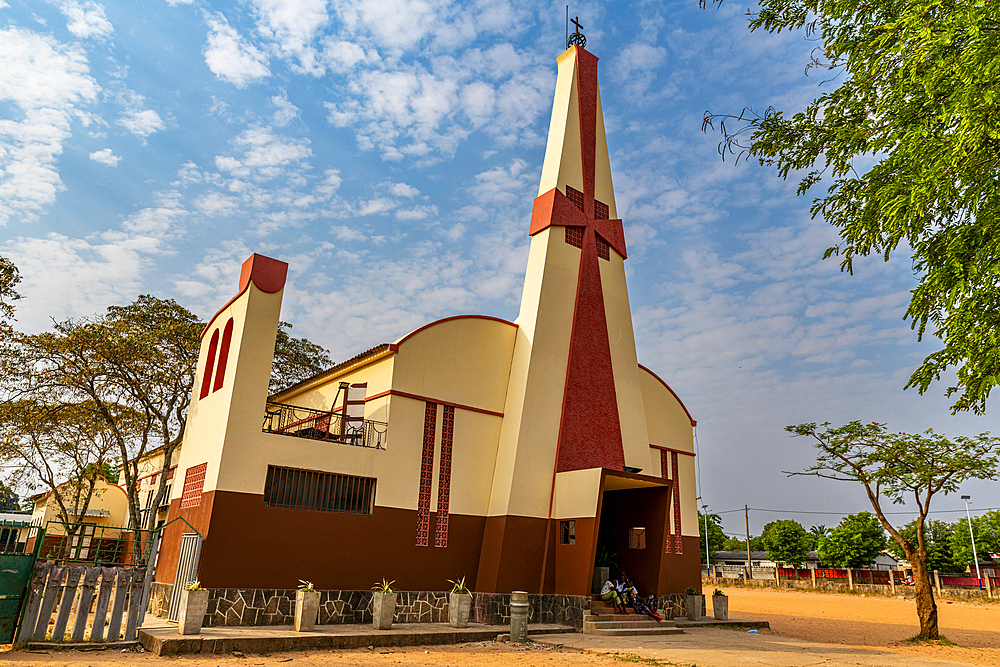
[532,627,977,667]
[139,623,572,655]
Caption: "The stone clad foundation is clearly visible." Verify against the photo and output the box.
[150,584,588,629]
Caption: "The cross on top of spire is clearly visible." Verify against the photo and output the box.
[567,15,586,49]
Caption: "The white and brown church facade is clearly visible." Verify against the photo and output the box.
[157,44,702,597]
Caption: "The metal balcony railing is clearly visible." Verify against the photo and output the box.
[262,402,387,450]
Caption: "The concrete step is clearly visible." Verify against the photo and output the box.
[585,626,685,637]
[584,620,677,631]
[584,613,672,623]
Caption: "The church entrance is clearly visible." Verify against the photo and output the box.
[595,472,672,595]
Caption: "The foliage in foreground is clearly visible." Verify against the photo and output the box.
[703,0,1000,414]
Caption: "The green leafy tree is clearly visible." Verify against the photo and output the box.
[807,525,827,551]
[949,510,1000,573]
[0,480,20,512]
[787,421,1000,639]
[703,0,1000,414]
[723,535,767,552]
[698,511,729,563]
[817,512,887,568]
[886,519,961,573]
[270,322,334,396]
[762,519,811,566]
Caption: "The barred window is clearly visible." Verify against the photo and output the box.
[264,465,375,515]
[565,185,585,212]
[560,520,576,545]
[594,199,609,220]
[596,235,610,260]
[565,226,584,248]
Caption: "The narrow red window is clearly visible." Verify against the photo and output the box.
[213,318,234,393]
[199,330,219,399]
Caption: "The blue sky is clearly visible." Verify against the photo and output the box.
[1,0,996,536]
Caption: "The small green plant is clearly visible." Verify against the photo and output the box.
[713,589,724,597]
[596,545,618,570]
[185,580,203,591]
[298,580,315,592]
[372,578,395,594]
[685,586,698,595]
[448,576,470,594]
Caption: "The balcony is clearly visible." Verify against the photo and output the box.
[262,402,387,450]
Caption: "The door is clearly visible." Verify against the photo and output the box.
[0,522,37,643]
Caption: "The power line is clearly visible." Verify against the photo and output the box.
[711,506,998,516]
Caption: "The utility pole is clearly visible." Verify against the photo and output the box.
[962,495,983,589]
[745,505,752,580]
[701,502,710,575]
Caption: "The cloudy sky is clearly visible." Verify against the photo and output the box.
[1,0,996,536]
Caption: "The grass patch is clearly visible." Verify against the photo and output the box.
[903,635,958,646]
[610,653,696,667]
[712,623,767,632]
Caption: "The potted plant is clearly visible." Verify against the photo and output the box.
[447,577,472,628]
[684,585,703,621]
[294,580,320,632]
[372,579,396,630]
[178,581,209,635]
[712,588,729,620]
[592,546,617,593]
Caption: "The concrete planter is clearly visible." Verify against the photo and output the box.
[448,592,472,628]
[685,593,703,621]
[592,567,610,594]
[294,590,320,631]
[178,588,209,635]
[372,592,397,630]
[712,594,729,620]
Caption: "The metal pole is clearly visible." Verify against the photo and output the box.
[702,504,710,575]
[745,505,752,580]
[962,496,983,589]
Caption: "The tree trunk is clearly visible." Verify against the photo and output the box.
[911,557,938,639]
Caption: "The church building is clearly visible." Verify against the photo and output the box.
[157,44,701,598]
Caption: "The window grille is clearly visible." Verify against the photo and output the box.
[565,185,585,212]
[596,235,610,260]
[595,199,609,220]
[560,520,576,545]
[264,465,375,515]
[565,226,584,248]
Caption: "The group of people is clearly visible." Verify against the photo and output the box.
[599,574,661,621]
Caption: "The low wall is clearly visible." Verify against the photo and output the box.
[149,583,589,629]
[703,576,995,599]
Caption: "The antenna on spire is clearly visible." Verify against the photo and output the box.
[567,14,586,49]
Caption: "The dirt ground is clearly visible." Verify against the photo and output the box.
[2,586,999,667]
[720,583,1000,665]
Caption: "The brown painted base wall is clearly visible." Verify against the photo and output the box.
[148,583,589,630]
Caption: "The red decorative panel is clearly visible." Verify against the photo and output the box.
[660,449,669,479]
[415,402,437,546]
[213,317,234,393]
[672,452,683,554]
[179,463,208,509]
[200,330,219,399]
[434,405,454,548]
[595,199,609,220]
[565,226,584,248]
[565,185,585,213]
[596,235,610,260]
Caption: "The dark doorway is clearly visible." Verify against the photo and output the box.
[596,485,670,594]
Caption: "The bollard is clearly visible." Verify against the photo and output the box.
[810,565,816,588]
[847,569,853,591]
[510,591,529,643]
[934,570,941,596]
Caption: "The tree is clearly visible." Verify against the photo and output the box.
[817,512,887,568]
[270,322,333,395]
[886,519,962,573]
[949,509,1000,573]
[703,0,1000,414]
[762,519,810,566]
[699,511,729,563]
[807,524,827,550]
[787,421,1000,639]
[0,480,20,512]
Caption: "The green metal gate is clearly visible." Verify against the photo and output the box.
[0,521,41,644]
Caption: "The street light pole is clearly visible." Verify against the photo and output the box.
[961,495,983,589]
[702,503,710,576]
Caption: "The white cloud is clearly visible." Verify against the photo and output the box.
[0,27,99,226]
[214,125,311,181]
[89,148,120,166]
[203,13,271,87]
[270,93,299,127]
[251,0,329,75]
[118,109,165,138]
[59,1,114,40]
